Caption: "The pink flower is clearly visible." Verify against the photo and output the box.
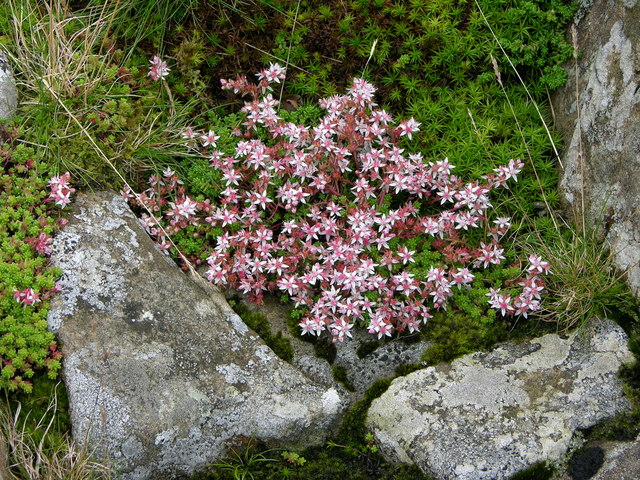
[277,275,300,296]
[148,55,170,81]
[487,289,514,316]
[527,255,551,275]
[30,233,53,255]
[182,127,197,140]
[330,318,354,342]
[450,268,474,289]
[256,63,287,84]
[397,117,421,140]
[14,288,40,307]
[475,242,505,268]
[48,172,75,208]
[200,130,220,148]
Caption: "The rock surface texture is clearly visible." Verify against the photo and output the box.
[47,192,349,480]
[333,329,430,393]
[366,319,634,480]
[561,434,640,480]
[0,53,18,119]
[585,434,640,480]
[552,0,640,298]
[230,293,430,393]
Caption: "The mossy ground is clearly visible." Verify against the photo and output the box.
[1,0,639,478]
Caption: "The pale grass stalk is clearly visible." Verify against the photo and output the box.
[474,0,563,169]
[278,0,303,106]
[41,77,213,292]
[1,387,112,479]
[489,54,559,230]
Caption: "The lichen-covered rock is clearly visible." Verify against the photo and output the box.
[0,53,18,119]
[222,292,339,388]
[562,434,640,480]
[551,0,640,299]
[366,319,634,480]
[587,434,640,480]
[228,293,430,394]
[48,192,349,480]
[333,328,430,393]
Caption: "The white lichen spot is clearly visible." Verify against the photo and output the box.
[272,394,307,421]
[187,386,209,403]
[254,344,274,363]
[454,463,476,476]
[155,427,178,446]
[321,388,341,416]
[227,314,249,335]
[216,364,247,384]
[121,436,145,460]
[64,355,132,454]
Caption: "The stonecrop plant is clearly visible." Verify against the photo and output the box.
[128,62,550,342]
[0,126,74,391]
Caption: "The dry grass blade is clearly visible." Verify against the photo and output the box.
[474,0,563,170]
[0,387,113,479]
[4,0,114,106]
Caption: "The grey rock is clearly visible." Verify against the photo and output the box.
[0,52,18,120]
[48,192,349,480]
[333,328,430,393]
[551,0,640,299]
[230,293,430,394]
[560,434,640,480]
[586,434,640,480]
[366,318,634,480]
[220,292,343,389]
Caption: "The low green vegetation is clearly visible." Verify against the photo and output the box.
[227,296,295,362]
[0,130,64,393]
[509,462,555,480]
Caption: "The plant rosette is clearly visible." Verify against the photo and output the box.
[128,61,550,342]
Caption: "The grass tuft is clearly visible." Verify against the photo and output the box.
[1,385,112,479]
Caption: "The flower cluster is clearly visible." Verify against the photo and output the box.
[13,288,41,307]
[148,55,170,81]
[48,172,75,207]
[129,63,547,341]
[14,171,74,308]
[486,254,551,317]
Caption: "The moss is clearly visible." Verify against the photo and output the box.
[337,378,391,445]
[356,340,380,359]
[227,297,294,363]
[332,365,355,392]
[312,338,337,365]
[420,312,508,366]
[394,363,423,377]
[509,462,555,480]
